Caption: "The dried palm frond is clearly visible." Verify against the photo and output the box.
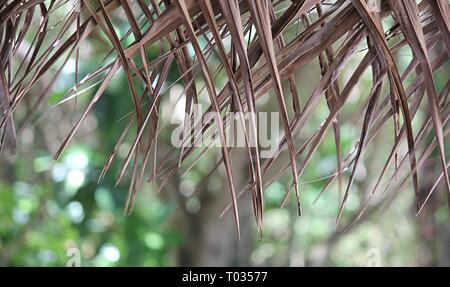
[1,0,449,238]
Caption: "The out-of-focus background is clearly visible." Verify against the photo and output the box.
[1,4,450,267]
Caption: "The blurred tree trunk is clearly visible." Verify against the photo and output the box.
[416,176,442,266]
[175,150,254,266]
